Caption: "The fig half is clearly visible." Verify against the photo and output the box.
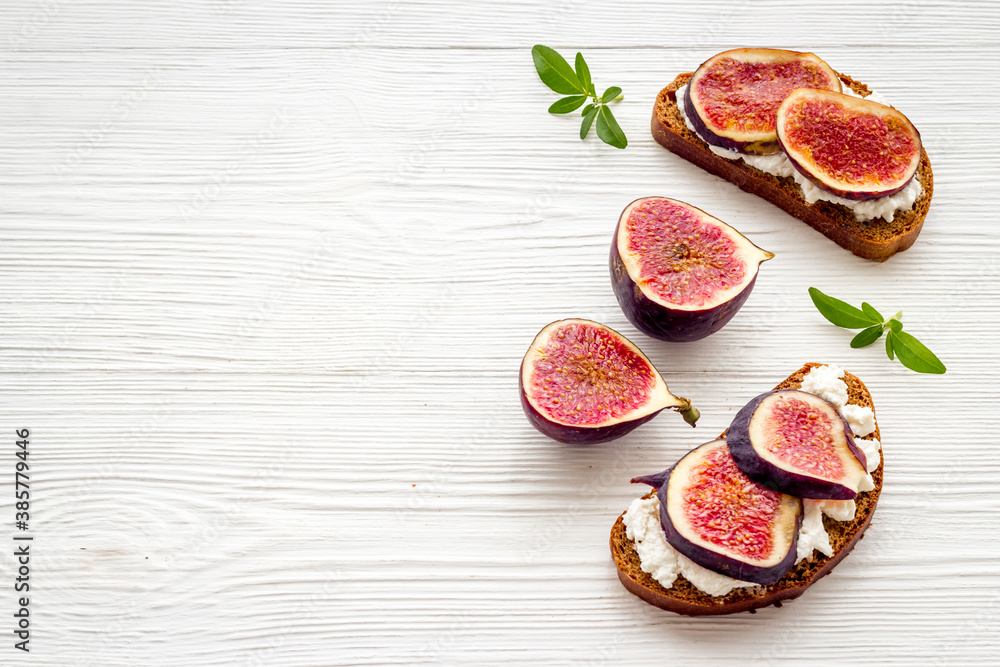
[633,439,802,586]
[684,48,841,154]
[776,88,922,200]
[727,390,869,499]
[519,319,699,444]
[610,197,774,342]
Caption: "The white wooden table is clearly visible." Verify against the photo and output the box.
[2,1,999,664]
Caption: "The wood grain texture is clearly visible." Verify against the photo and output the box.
[2,0,1000,664]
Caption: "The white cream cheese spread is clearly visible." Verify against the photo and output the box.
[797,497,858,561]
[675,84,922,222]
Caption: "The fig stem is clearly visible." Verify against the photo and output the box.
[677,402,700,427]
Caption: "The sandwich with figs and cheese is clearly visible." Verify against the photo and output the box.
[651,48,932,262]
[610,363,883,615]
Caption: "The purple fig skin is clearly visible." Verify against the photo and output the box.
[727,391,868,500]
[633,443,801,586]
[610,220,761,343]
[518,373,662,445]
[630,469,671,490]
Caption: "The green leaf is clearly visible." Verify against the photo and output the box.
[574,53,592,98]
[580,106,598,139]
[532,45,583,95]
[581,103,594,117]
[861,302,883,323]
[808,287,880,329]
[888,318,903,332]
[885,332,895,360]
[851,324,885,349]
[601,86,623,103]
[548,95,587,114]
[890,331,947,374]
[595,104,627,149]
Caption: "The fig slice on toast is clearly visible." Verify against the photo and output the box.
[634,439,802,586]
[684,48,841,154]
[727,390,869,499]
[610,197,774,342]
[519,319,699,444]
[776,88,922,200]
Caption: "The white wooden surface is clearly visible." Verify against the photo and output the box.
[2,1,999,664]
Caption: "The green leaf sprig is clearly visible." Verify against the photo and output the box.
[531,45,627,149]
[808,287,946,374]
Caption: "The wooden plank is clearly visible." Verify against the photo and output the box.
[2,1,999,664]
[2,0,998,50]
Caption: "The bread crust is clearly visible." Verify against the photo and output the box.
[652,73,933,262]
[610,363,883,615]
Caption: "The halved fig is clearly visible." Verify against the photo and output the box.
[610,197,774,342]
[684,48,841,154]
[776,88,922,200]
[727,390,869,499]
[633,439,802,585]
[519,319,699,444]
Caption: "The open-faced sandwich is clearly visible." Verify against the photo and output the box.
[652,48,932,262]
[610,363,883,615]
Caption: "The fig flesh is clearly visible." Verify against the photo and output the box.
[610,197,774,342]
[727,390,868,499]
[633,439,802,585]
[519,319,699,444]
[776,88,922,200]
[684,48,841,154]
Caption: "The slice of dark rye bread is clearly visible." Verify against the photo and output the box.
[652,73,933,262]
[610,363,882,616]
